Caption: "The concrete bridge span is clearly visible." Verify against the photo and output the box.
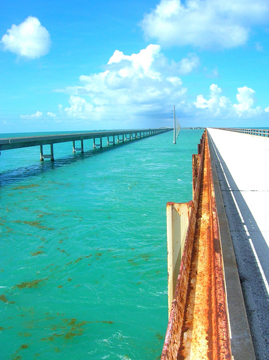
[0,128,172,161]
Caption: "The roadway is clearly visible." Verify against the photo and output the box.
[208,128,269,360]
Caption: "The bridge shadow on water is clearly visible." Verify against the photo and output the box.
[0,139,138,187]
[209,138,269,360]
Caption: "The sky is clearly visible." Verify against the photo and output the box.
[1,0,269,133]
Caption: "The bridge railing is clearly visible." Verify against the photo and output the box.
[162,130,231,359]
[213,128,269,137]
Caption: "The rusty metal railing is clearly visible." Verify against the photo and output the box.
[162,130,232,359]
[214,128,269,137]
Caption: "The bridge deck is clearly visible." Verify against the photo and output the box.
[0,128,171,151]
[208,128,269,359]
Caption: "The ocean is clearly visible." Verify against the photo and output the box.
[0,129,204,360]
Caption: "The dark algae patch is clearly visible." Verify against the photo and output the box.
[40,318,114,343]
[12,184,39,190]
[0,294,8,303]
[14,278,48,289]
[31,250,44,256]
[0,294,15,304]
[13,220,54,231]
[18,332,32,337]
[10,343,29,360]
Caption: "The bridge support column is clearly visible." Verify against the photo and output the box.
[117,135,124,143]
[107,136,115,145]
[73,140,84,153]
[93,138,102,148]
[40,144,54,161]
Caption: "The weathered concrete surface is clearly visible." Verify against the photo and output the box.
[162,131,231,360]
[208,128,269,360]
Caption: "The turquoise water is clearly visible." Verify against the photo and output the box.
[0,129,203,360]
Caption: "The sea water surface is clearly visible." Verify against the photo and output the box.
[0,129,203,360]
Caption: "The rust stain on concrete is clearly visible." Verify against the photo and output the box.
[162,131,231,360]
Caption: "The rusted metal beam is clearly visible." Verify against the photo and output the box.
[162,130,231,359]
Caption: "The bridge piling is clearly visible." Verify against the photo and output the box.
[40,144,54,161]
[107,136,115,146]
[73,140,84,153]
[93,137,102,149]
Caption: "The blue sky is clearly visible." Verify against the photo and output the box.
[1,0,269,133]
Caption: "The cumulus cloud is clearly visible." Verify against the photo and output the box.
[64,96,96,119]
[195,84,264,118]
[177,53,200,75]
[195,84,231,115]
[21,111,43,119]
[47,112,56,117]
[60,45,193,125]
[141,0,269,49]
[1,16,50,59]
[233,86,255,112]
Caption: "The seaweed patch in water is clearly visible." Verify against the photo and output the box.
[40,318,89,342]
[18,332,32,337]
[12,184,39,190]
[0,294,15,304]
[31,250,44,256]
[0,294,8,303]
[155,333,164,341]
[57,248,67,254]
[14,278,48,289]
[13,220,55,231]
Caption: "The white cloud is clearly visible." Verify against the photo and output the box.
[195,84,231,116]
[47,112,56,117]
[1,16,50,59]
[60,45,192,126]
[195,84,265,118]
[204,67,219,78]
[21,111,43,119]
[177,53,200,75]
[64,96,97,119]
[141,0,269,49]
[108,44,162,79]
[233,86,255,112]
